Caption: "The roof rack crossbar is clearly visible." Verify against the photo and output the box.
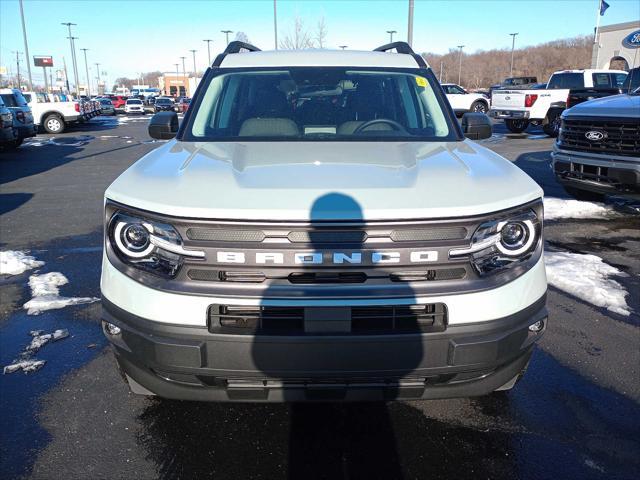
[373,41,416,55]
[223,41,261,54]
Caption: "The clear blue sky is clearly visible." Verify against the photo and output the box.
[1,0,638,88]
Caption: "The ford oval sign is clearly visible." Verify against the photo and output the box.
[622,29,640,49]
[585,130,607,141]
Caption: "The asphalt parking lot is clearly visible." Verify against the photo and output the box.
[1,116,638,480]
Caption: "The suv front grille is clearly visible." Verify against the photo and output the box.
[208,303,447,335]
[558,118,640,157]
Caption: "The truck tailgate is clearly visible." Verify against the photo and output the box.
[491,90,525,110]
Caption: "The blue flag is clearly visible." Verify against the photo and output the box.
[600,0,610,15]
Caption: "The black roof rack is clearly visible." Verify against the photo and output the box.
[373,41,426,68]
[223,41,261,54]
[373,41,415,55]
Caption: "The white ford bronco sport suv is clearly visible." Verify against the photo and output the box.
[101,42,547,402]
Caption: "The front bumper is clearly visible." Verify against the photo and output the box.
[15,124,37,140]
[552,148,640,197]
[489,109,530,120]
[102,291,547,402]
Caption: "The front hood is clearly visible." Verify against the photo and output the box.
[106,140,542,221]
[565,94,640,118]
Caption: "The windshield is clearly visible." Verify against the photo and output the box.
[186,67,456,141]
[127,99,142,104]
[622,68,640,93]
[157,98,172,104]
[547,73,584,89]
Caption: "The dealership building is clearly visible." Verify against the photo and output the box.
[592,20,640,70]
[158,73,201,98]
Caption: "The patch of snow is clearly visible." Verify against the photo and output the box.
[0,251,44,276]
[545,251,631,316]
[3,328,70,374]
[26,329,69,353]
[544,197,617,220]
[526,134,550,140]
[23,272,99,315]
[3,359,46,374]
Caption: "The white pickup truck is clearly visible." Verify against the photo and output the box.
[490,69,627,136]
[22,91,100,134]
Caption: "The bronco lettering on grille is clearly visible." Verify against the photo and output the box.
[214,251,439,265]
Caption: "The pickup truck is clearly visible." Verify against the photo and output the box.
[490,69,627,136]
[22,91,100,134]
[552,91,640,201]
[488,76,538,98]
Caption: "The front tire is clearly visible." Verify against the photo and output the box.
[542,111,562,137]
[43,114,65,134]
[505,119,529,134]
[471,100,489,114]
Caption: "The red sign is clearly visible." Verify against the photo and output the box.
[34,56,54,67]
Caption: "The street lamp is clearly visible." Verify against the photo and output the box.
[509,33,519,77]
[407,0,414,46]
[174,63,179,97]
[457,45,465,86]
[80,48,90,96]
[180,56,187,96]
[18,0,33,90]
[203,39,213,65]
[12,51,23,89]
[221,30,233,45]
[386,30,397,43]
[189,49,197,75]
[62,22,80,96]
[95,62,101,94]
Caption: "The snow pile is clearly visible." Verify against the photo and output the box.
[23,272,99,315]
[26,329,69,353]
[3,329,69,375]
[0,251,44,276]
[544,197,617,220]
[3,359,46,374]
[545,251,631,316]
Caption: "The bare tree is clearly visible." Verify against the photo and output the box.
[235,31,250,44]
[279,15,315,50]
[422,34,594,89]
[315,16,328,49]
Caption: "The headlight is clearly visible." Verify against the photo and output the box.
[450,207,541,276]
[108,212,204,278]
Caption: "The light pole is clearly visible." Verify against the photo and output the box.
[407,0,414,46]
[386,30,397,43]
[80,48,90,96]
[180,56,187,96]
[457,45,465,85]
[339,45,347,50]
[13,51,23,89]
[189,49,197,75]
[174,63,179,97]
[18,0,33,90]
[509,33,518,77]
[95,62,101,94]
[273,0,278,49]
[203,39,213,65]
[62,23,80,96]
[221,30,233,45]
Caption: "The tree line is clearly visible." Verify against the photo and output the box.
[423,35,595,88]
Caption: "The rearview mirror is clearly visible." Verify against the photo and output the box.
[148,111,178,140]
[461,112,492,140]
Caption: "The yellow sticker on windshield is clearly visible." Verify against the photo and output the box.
[415,76,427,87]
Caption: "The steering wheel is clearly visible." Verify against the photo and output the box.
[353,118,407,134]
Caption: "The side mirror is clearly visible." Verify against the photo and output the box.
[148,111,178,140]
[461,112,492,140]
